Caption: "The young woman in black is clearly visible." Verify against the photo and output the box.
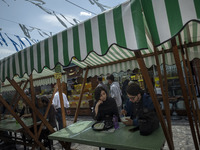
[94,86,120,123]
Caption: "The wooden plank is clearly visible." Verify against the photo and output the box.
[154,46,173,141]
[10,81,23,106]
[74,68,89,123]
[184,41,200,130]
[0,95,46,150]
[37,83,58,137]
[178,35,200,143]
[179,38,200,143]
[30,74,38,139]
[13,80,29,111]
[57,78,67,128]
[7,78,55,133]
[134,50,174,150]
[171,38,199,149]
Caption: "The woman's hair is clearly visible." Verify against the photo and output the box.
[126,83,144,96]
[94,87,107,101]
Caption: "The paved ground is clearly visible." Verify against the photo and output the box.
[0,115,196,150]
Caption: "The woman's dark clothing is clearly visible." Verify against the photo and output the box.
[94,97,119,150]
[94,97,120,122]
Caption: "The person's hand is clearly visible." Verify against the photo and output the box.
[96,100,103,106]
[122,118,133,126]
[121,109,127,116]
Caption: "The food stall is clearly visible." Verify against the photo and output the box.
[0,0,200,149]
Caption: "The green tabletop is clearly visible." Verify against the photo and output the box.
[49,121,165,150]
[0,118,34,132]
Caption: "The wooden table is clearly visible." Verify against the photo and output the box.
[0,117,40,149]
[0,117,34,132]
[49,121,165,150]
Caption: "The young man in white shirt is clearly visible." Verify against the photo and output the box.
[52,85,70,130]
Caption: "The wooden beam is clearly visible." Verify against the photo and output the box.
[154,46,173,141]
[74,67,89,123]
[171,38,199,149]
[30,74,38,139]
[37,83,58,137]
[13,80,29,111]
[134,50,174,150]
[57,78,67,128]
[184,41,200,130]
[0,95,46,150]
[178,35,200,143]
[7,78,55,133]
[10,81,23,106]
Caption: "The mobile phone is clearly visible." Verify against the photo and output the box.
[129,126,139,132]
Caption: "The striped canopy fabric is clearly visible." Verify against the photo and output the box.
[72,20,200,76]
[0,0,200,81]
[1,68,67,92]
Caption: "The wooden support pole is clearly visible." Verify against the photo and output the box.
[13,80,29,111]
[10,81,23,106]
[154,46,173,141]
[29,74,38,139]
[171,38,199,149]
[8,78,55,133]
[179,37,200,143]
[193,62,200,96]
[0,95,46,150]
[134,51,174,150]
[184,42,200,126]
[37,83,58,137]
[74,67,89,123]
[57,78,67,128]
[178,35,200,143]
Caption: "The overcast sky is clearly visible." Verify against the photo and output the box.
[0,0,127,60]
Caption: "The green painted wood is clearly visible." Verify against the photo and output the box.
[49,121,165,150]
[0,118,38,132]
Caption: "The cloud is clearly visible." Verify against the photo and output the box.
[80,12,92,16]
[40,14,81,28]
[41,14,61,27]
[0,48,15,60]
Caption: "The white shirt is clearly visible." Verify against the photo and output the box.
[52,91,70,109]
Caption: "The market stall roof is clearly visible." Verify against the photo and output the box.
[0,0,200,81]
[1,68,67,92]
[72,21,200,76]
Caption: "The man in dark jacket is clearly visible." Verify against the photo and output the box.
[122,83,159,135]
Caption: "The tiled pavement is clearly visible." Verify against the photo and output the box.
[1,116,196,150]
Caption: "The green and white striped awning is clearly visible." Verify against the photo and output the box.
[1,68,67,92]
[72,20,200,76]
[0,0,200,81]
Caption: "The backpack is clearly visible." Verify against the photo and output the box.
[138,108,159,136]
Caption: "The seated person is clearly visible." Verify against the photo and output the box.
[122,83,159,135]
[93,87,119,150]
[93,86,120,122]
[40,96,57,129]
[38,96,57,148]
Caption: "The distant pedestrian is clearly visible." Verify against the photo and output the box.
[106,74,122,115]
[52,85,70,130]
[96,76,108,94]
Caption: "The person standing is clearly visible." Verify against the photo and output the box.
[96,76,109,94]
[52,85,70,130]
[106,74,122,115]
